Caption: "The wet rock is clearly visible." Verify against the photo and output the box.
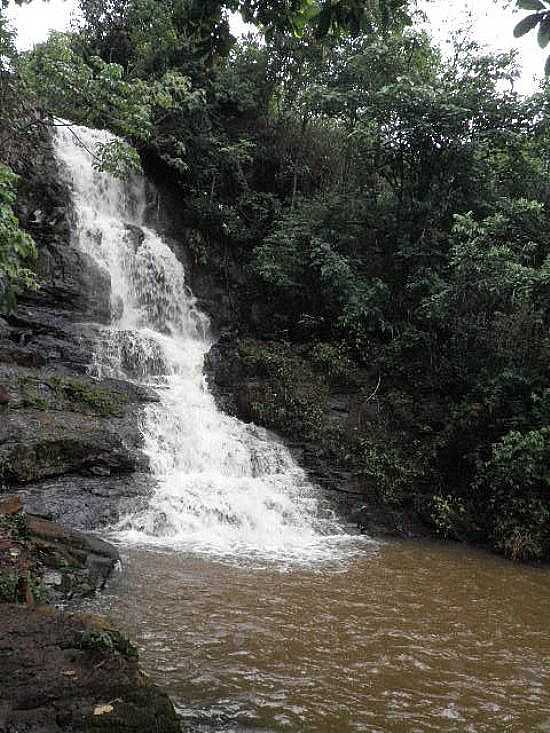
[42,569,63,587]
[25,513,120,586]
[0,410,142,484]
[33,244,112,323]
[0,342,47,368]
[0,503,119,603]
[17,473,154,531]
[350,503,370,533]
[204,336,428,537]
[0,605,180,733]
[0,120,179,729]
[0,317,10,339]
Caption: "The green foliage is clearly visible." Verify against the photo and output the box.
[360,439,429,506]
[20,32,203,178]
[79,628,138,657]
[0,163,37,310]
[22,33,152,138]
[430,494,466,540]
[475,429,550,560]
[235,0,410,38]
[308,342,358,384]
[92,139,143,177]
[0,571,19,603]
[239,340,330,440]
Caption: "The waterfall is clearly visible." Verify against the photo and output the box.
[54,123,349,560]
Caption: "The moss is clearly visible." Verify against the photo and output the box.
[0,571,19,602]
[14,375,128,416]
[0,511,30,541]
[238,339,331,441]
[79,628,138,658]
[49,377,128,417]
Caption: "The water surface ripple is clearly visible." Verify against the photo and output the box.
[89,541,550,732]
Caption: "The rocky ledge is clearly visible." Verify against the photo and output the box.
[0,495,118,603]
[0,354,157,529]
[0,606,179,733]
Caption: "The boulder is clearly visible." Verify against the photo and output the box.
[26,514,119,592]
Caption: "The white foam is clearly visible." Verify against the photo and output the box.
[54,122,353,561]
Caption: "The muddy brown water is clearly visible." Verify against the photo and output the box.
[88,538,550,732]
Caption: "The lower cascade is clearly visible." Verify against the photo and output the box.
[54,123,348,560]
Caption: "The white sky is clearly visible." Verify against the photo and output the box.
[6,0,546,93]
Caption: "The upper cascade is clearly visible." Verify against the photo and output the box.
[54,122,350,561]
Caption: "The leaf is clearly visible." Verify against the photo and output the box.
[538,14,550,45]
[513,13,541,37]
[517,0,545,9]
[545,53,550,74]
[93,704,114,716]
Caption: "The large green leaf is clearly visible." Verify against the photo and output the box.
[513,13,541,37]
[517,0,545,9]
[538,14,550,46]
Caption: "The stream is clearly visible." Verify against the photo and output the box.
[85,540,550,732]
[55,123,550,732]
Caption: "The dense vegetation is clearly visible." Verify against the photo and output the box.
[1,0,549,560]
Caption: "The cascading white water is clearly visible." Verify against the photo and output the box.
[54,123,352,560]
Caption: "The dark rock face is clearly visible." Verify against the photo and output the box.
[0,126,155,531]
[1,410,140,483]
[139,155,240,333]
[0,362,155,528]
[0,606,180,733]
[204,336,364,510]
[205,336,427,539]
[9,120,111,324]
[18,474,154,531]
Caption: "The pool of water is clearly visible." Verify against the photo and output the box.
[85,538,550,732]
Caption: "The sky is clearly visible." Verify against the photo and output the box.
[6,0,546,94]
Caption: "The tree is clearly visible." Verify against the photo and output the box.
[0,164,36,309]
